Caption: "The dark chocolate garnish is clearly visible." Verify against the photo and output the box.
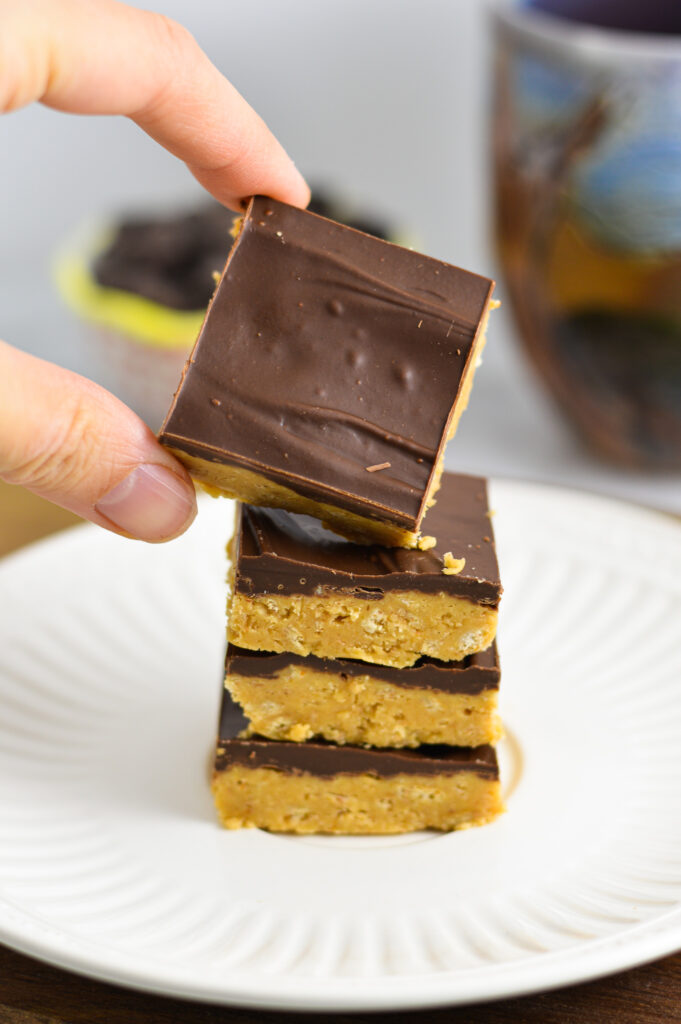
[93,205,237,310]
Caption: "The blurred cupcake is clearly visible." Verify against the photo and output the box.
[55,203,237,430]
[55,191,405,430]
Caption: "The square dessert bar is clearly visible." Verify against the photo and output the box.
[226,642,501,749]
[159,196,495,547]
[212,693,503,834]
[227,472,502,669]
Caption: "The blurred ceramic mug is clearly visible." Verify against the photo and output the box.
[491,1,681,467]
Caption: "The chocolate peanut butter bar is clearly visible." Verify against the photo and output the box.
[160,196,495,547]
[227,472,501,669]
[226,642,501,748]
[212,693,503,834]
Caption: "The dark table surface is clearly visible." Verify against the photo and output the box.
[2,942,681,1023]
[1,480,680,1023]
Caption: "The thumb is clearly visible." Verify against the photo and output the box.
[0,340,197,542]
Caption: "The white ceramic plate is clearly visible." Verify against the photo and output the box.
[2,480,681,1012]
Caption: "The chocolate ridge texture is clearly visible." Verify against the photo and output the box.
[160,195,494,534]
[233,472,501,604]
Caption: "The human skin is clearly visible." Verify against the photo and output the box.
[0,0,309,542]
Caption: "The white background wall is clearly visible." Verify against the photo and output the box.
[0,0,490,359]
[1,0,679,511]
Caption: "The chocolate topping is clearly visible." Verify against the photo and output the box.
[226,642,500,695]
[233,471,501,604]
[215,691,499,779]
[160,196,494,530]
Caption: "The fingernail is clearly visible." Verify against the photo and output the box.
[95,464,197,541]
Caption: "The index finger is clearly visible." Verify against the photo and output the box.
[2,0,309,211]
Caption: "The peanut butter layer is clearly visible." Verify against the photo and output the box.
[228,588,497,668]
[212,766,504,834]
[226,643,502,747]
[212,695,502,834]
[159,196,495,546]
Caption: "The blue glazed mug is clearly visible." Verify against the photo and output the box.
[492,0,681,467]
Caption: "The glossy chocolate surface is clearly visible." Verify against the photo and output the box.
[226,641,500,695]
[233,472,501,604]
[215,692,499,779]
[160,196,494,529]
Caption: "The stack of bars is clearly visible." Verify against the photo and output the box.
[214,472,503,834]
[159,196,504,835]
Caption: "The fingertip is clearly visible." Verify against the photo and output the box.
[207,165,310,215]
[285,168,311,210]
[260,151,310,210]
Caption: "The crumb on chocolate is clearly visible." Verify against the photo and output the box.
[212,270,221,284]
[443,552,466,575]
[417,535,437,551]
[365,462,391,473]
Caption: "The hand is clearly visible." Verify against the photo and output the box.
[0,0,309,542]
